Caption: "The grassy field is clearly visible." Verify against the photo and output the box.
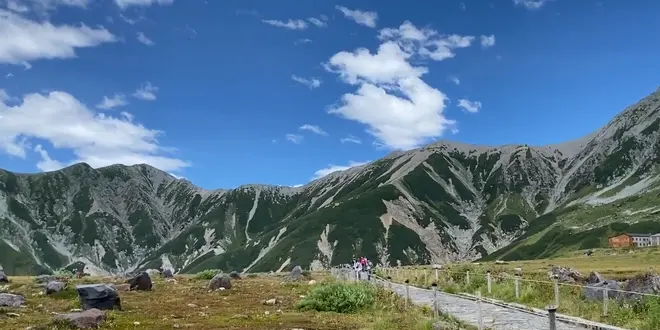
[0,272,473,330]
[381,247,660,330]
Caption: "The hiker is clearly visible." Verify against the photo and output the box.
[366,259,372,281]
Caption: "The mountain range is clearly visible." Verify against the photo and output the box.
[1,88,660,275]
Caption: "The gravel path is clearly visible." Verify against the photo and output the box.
[333,270,587,330]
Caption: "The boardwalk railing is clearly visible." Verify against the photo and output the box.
[330,267,591,330]
[378,266,659,328]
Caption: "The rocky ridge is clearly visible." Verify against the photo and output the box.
[1,88,660,275]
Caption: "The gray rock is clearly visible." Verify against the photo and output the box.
[290,265,303,281]
[229,271,241,280]
[622,272,660,300]
[127,271,152,291]
[586,271,604,284]
[548,266,582,283]
[35,274,56,284]
[0,270,8,283]
[76,284,121,311]
[53,308,105,329]
[162,269,174,279]
[583,280,621,301]
[208,274,232,290]
[45,281,67,295]
[0,293,25,307]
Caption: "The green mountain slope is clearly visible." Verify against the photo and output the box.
[1,89,660,275]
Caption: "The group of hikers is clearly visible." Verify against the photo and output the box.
[351,256,373,280]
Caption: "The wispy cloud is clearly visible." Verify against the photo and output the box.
[292,75,321,89]
[294,38,312,45]
[136,32,154,46]
[312,160,370,179]
[262,19,308,30]
[457,99,482,113]
[285,134,303,144]
[299,124,328,136]
[340,135,362,144]
[513,0,553,10]
[335,5,378,28]
[449,76,460,85]
[133,82,158,101]
[307,17,327,28]
[96,94,128,110]
[480,35,496,48]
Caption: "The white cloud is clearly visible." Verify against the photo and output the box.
[513,0,552,10]
[449,76,460,85]
[5,73,13,78]
[132,82,158,101]
[0,9,116,66]
[34,144,63,171]
[378,21,474,61]
[340,135,361,144]
[4,0,90,15]
[335,6,378,28]
[285,134,303,144]
[0,90,189,172]
[262,19,308,30]
[457,99,481,113]
[136,32,154,46]
[115,0,173,10]
[96,94,128,110]
[326,21,469,150]
[312,160,370,179]
[0,89,9,101]
[294,38,312,45]
[291,75,321,89]
[307,17,327,28]
[299,124,327,136]
[480,35,496,48]
[291,184,303,188]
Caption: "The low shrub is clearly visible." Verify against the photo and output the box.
[194,269,221,280]
[296,282,376,313]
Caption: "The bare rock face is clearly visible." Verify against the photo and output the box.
[53,308,106,329]
[0,270,8,283]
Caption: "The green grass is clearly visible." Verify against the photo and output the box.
[0,272,475,329]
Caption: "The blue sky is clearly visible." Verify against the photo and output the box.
[0,0,659,189]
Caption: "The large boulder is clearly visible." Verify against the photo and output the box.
[583,280,621,301]
[290,266,303,281]
[127,272,152,291]
[53,308,105,329]
[0,270,8,283]
[0,293,25,307]
[45,281,67,295]
[76,284,122,311]
[622,273,660,300]
[229,271,241,280]
[162,269,174,279]
[208,274,232,291]
[548,266,582,283]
